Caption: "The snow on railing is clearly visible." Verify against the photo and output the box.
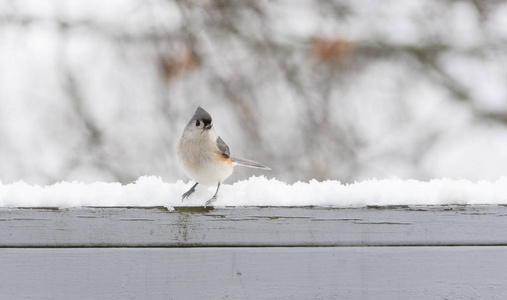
[0,176,506,208]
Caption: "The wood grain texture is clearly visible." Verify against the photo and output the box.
[1,205,507,247]
[1,206,507,299]
[0,247,506,299]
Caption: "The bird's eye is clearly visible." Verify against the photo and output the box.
[195,120,201,126]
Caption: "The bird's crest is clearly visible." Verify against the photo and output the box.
[190,106,212,124]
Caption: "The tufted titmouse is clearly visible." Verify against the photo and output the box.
[177,106,270,206]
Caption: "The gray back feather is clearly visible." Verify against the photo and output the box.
[216,136,230,158]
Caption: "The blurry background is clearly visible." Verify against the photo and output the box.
[1,0,506,185]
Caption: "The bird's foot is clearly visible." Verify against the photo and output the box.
[204,196,217,207]
[181,189,194,200]
[181,183,198,201]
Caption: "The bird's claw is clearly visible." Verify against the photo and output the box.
[181,183,198,201]
[181,190,193,200]
[204,196,217,207]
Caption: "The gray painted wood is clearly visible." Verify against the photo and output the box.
[1,205,507,247]
[2,206,507,299]
[1,247,506,299]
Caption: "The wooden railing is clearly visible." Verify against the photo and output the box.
[1,205,506,299]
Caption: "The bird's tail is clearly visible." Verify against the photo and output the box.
[231,157,271,170]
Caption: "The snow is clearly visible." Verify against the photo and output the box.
[0,176,506,208]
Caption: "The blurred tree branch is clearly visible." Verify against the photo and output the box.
[1,0,506,183]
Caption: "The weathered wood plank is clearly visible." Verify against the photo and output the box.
[0,205,506,247]
[0,247,506,299]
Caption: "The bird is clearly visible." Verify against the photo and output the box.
[177,106,270,206]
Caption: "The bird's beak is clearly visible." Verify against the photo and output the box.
[204,123,213,130]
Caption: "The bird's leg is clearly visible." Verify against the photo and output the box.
[205,182,221,207]
[182,182,199,200]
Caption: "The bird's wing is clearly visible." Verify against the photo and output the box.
[216,136,230,159]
